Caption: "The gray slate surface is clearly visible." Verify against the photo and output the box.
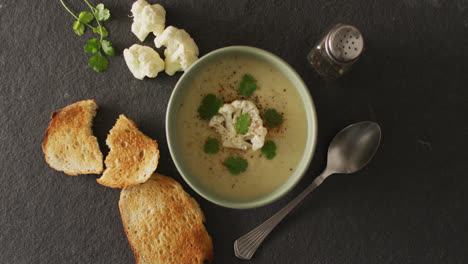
[1,0,468,263]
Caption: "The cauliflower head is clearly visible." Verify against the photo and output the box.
[131,0,166,42]
[123,44,165,80]
[209,100,267,151]
[154,26,199,76]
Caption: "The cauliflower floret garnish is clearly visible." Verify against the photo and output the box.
[131,0,166,42]
[154,26,199,76]
[209,100,267,151]
[123,44,165,80]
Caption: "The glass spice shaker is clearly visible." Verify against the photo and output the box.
[307,23,364,80]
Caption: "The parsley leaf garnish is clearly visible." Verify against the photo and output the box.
[101,40,115,56]
[84,38,99,53]
[94,3,110,22]
[204,138,220,154]
[93,26,108,37]
[78,11,94,24]
[85,39,114,56]
[224,157,248,175]
[265,109,284,128]
[88,52,108,72]
[198,94,223,120]
[239,74,257,97]
[235,114,251,134]
[59,0,114,72]
[73,21,85,36]
[261,140,277,160]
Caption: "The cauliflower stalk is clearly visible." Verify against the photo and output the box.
[123,44,165,80]
[131,0,166,42]
[209,100,267,151]
[154,26,199,76]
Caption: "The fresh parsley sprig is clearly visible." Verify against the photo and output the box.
[235,113,251,134]
[264,109,284,128]
[198,94,223,120]
[60,0,114,72]
[204,138,220,154]
[239,74,257,97]
[261,140,277,160]
[224,157,248,175]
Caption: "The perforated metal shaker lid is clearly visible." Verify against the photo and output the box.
[326,24,364,63]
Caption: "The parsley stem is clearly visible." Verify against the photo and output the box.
[59,0,95,30]
[59,0,79,20]
[83,0,103,41]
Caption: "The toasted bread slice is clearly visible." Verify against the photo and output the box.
[97,115,159,188]
[119,174,214,264]
[42,100,103,175]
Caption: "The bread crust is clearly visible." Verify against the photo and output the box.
[42,99,103,175]
[119,174,214,264]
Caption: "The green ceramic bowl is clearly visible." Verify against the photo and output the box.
[166,46,317,209]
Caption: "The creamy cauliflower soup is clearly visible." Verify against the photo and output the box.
[176,56,307,201]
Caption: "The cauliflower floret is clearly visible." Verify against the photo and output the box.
[209,100,267,151]
[131,0,166,42]
[154,26,199,76]
[123,44,165,80]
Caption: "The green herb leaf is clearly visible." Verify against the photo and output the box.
[204,138,220,154]
[88,52,108,72]
[261,140,277,160]
[84,38,100,54]
[73,21,85,36]
[78,11,94,24]
[94,3,111,22]
[264,109,284,128]
[197,94,223,120]
[235,114,251,134]
[60,0,112,73]
[93,26,108,37]
[239,74,257,97]
[101,40,115,56]
[224,157,248,175]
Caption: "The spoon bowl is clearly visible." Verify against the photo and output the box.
[327,121,381,174]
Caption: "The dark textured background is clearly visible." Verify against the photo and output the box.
[1,0,468,263]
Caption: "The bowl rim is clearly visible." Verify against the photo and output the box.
[166,46,317,209]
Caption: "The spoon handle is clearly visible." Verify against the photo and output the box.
[234,173,328,260]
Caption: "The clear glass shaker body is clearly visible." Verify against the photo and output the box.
[308,24,363,80]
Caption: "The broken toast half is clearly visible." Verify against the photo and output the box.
[97,115,159,188]
[42,99,103,175]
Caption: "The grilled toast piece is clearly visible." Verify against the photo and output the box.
[42,100,103,175]
[119,174,213,264]
[97,115,159,188]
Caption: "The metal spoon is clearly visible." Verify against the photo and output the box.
[234,121,382,260]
